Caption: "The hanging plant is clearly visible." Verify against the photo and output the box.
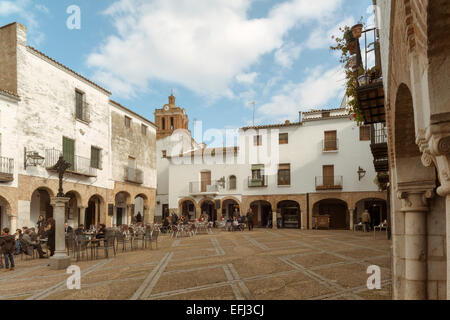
[330,18,365,125]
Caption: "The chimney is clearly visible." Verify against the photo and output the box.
[0,22,27,96]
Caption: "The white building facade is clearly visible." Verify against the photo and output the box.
[0,22,157,231]
[159,105,387,230]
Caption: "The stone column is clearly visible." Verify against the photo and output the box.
[398,189,433,300]
[273,211,278,230]
[419,133,450,299]
[50,197,71,270]
[9,216,17,233]
[79,206,86,226]
[349,208,355,231]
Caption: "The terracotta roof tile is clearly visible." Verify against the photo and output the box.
[110,99,157,128]
[0,88,20,99]
[27,46,111,95]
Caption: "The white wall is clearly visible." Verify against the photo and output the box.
[167,116,379,209]
[0,94,19,188]
[375,0,391,99]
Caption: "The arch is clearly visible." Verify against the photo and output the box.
[0,195,12,231]
[84,194,105,229]
[277,200,301,229]
[65,191,82,226]
[249,200,273,228]
[178,197,198,210]
[134,193,148,223]
[349,193,387,210]
[199,197,216,222]
[312,198,349,230]
[179,198,197,221]
[30,187,54,224]
[222,197,241,221]
[394,84,435,184]
[354,198,388,229]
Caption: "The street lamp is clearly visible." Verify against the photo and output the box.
[358,166,367,181]
[24,147,45,169]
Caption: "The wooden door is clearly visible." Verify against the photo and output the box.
[201,171,211,192]
[324,131,337,151]
[323,165,334,186]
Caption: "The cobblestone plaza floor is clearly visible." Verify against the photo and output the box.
[0,229,392,300]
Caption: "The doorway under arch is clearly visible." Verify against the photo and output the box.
[222,199,240,221]
[277,201,301,229]
[249,200,272,227]
[200,199,216,222]
[313,199,349,230]
[0,196,11,231]
[30,188,54,227]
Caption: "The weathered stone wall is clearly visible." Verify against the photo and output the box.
[0,23,21,94]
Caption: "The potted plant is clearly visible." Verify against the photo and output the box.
[345,30,358,55]
[351,23,363,39]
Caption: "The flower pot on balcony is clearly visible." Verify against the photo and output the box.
[351,24,363,39]
[358,74,369,86]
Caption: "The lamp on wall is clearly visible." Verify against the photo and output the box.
[358,166,367,181]
[24,147,45,169]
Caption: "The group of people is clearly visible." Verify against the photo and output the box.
[0,215,56,271]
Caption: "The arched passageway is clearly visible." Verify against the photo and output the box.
[250,200,272,227]
[313,199,349,230]
[277,201,301,229]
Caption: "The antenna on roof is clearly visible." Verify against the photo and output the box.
[249,101,256,126]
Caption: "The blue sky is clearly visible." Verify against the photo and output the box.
[0,0,374,142]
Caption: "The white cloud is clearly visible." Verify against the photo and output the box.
[236,72,259,85]
[274,42,302,68]
[88,0,343,98]
[258,65,345,122]
[0,0,46,46]
[305,16,355,50]
[35,4,50,15]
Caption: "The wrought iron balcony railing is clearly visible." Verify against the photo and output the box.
[322,139,339,152]
[189,181,220,194]
[315,176,343,190]
[0,157,14,182]
[45,149,97,177]
[124,167,143,184]
[248,176,268,188]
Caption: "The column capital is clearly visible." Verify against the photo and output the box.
[50,197,70,207]
[418,127,450,197]
[397,186,434,213]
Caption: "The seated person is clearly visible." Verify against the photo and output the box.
[96,224,106,239]
[64,222,73,234]
[232,218,240,231]
[21,229,46,258]
[74,224,85,236]
[14,229,22,255]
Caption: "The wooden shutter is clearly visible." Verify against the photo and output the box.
[323,165,334,186]
[278,164,291,185]
[62,137,75,169]
[91,147,101,169]
[360,125,371,141]
[75,91,83,120]
[324,131,337,151]
[279,133,288,145]
[201,171,211,192]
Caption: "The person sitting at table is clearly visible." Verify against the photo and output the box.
[64,222,73,234]
[74,224,85,236]
[96,224,106,239]
[21,229,46,258]
[14,229,22,255]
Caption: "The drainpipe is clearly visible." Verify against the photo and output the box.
[306,193,310,230]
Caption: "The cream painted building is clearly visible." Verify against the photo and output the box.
[156,98,386,229]
[0,22,157,231]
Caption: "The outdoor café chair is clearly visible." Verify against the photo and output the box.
[150,230,160,249]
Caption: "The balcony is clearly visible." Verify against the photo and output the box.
[323,139,339,152]
[45,149,97,177]
[248,176,268,188]
[354,27,386,125]
[370,124,389,173]
[315,176,343,191]
[124,167,143,184]
[0,157,14,182]
[189,181,220,196]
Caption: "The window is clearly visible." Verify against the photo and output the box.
[125,116,131,128]
[90,146,101,169]
[251,164,264,180]
[324,130,338,151]
[170,117,174,130]
[162,118,166,130]
[229,175,237,190]
[62,137,75,169]
[360,125,371,141]
[141,124,147,136]
[278,164,291,186]
[254,135,262,146]
[279,133,289,145]
[162,150,167,158]
[75,90,86,121]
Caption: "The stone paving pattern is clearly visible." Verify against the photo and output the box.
[0,229,392,300]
